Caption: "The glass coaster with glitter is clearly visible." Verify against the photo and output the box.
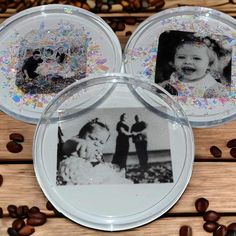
[124,6,236,127]
[0,4,122,124]
[33,73,194,231]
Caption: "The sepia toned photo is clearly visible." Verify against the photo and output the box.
[56,107,173,186]
[155,30,232,98]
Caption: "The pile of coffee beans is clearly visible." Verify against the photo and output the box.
[6,204,47,236]
[1,0,165,13]
[210,139,236,158]
[195,197,236,236]
[179,198,236,235]
[227,139,236,158]
[6,133,24,153]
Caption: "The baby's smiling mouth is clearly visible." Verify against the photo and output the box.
[181,66,196,75]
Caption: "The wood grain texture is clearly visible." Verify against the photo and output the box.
[0,163,236,214]
[1,112,236,161]
[1,216,236,236]
[0,112,35,161]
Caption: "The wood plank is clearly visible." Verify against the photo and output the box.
[0,163,235,214]
[164,0,229,8]
[1,216,236,235]
[193,121,236,159]
[1,112,236,161]
[0,112,35,161]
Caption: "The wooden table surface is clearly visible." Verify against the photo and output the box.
[1,109,236,235]
[1,5,236,235]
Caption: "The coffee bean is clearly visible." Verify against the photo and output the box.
[203,222,219,232]
[116,22,125,31]
[9,133,24,143]
[27,217,46,226]
[0,207,3,218]
[230,148,236,158]
[213,225,227,236]
[17,206,29,219]
[8,205,18,218]
[210,146,222,158]
[7,227,19,236]
[12,219,25,231]
[18,225,35,236]
[125,31,132,37]
[179,225,192,236]
[228,223,236,232]
[125,18,136,25]
[226,230,236,236]
[195,197,209,213]
[27,212,47,226]
[6,141,23,153]
[46,201,54,211]
[29,207,40,214]
[227,139,236,148]
[203,210,221,222]
[0,174,3,187]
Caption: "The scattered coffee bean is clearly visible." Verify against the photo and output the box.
[213,225,227,236]
[17,206,29,219]
[179,225,192,236]
[203,222,219,233]
[18,225,35,236]
[226,230,236,236]
[116,22,125,31]
[195,197,209,213]
[125,17,136,25]
[228,223,236,232]
[125,31,132,37]
[27,212,47,226]
[0,174,3,187]
[9,133,24,143]
[29,207,40,214]
[227,139,236,148]
[7,227,19,236]
[12,219,25,231]
[7,205,18,218]
[6,141,23,153]
[0,207,3,218]
[46,201,54,211]
[210,146,222,158]
[230,148,236,158]
[203,210,221,222]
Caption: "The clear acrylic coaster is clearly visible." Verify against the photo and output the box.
[124,6,236,127]
[33,73,194,231]
[0,4,122,123]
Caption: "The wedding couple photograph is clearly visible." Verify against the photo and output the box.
[56,107,173,185]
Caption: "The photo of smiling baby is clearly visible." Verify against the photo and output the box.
[155,30,232,98]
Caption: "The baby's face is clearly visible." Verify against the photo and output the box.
[174,44,210,81]
[85,126,109,150]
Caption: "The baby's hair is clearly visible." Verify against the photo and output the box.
[174,36,218,67]
[78,118,109,139]
[120,113,126,121]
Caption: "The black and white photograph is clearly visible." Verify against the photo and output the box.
[56,107,173,185]
[15,44,87,94]
[155,30,232,99]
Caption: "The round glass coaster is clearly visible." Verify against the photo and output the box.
[124,6,236,127]
[33,73,194,231]
[0,4,122,124]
